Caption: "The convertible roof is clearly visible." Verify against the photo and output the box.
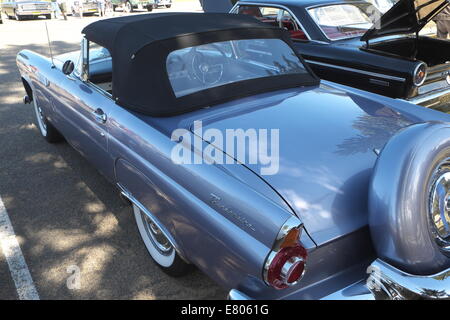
[82,13,319,117]
[82,12,281,62]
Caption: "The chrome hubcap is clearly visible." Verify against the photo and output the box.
[429,160,450,250]
[141,213,172,254]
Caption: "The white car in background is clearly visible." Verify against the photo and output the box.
[66,0,98,15]
[153,0,171,8]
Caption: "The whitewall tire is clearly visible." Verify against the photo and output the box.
[133,204,192,276]
[32,93,63,143]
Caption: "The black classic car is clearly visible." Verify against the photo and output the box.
[228,0,450,113]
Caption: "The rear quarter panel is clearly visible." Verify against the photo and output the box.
[296,41,415,99]
[107,106,300,292]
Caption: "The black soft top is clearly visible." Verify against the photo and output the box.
[82,12,279,52]
[82,13,319,117]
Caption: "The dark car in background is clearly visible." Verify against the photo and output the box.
[1,0,52,20]
[229,0,450,113]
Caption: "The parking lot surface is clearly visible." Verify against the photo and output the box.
[0,1,227,299]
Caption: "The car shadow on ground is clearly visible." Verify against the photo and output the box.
[0,42,226,299]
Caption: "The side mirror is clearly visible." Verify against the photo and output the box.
[62,60,75,75]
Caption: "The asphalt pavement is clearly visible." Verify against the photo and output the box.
[0,1,226,299]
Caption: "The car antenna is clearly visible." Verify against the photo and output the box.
[45,22,56,69]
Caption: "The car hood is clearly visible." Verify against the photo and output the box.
[361,0,450,42]
[190,84,414,245]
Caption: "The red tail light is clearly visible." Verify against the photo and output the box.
[264,217,307,290]
[413,63,427,86]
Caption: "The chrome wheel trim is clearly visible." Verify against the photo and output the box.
[33,97,47,137]
[143,214,172,253]
[429,159,450,252]
[133,204,175,267]
[125,2,131,12]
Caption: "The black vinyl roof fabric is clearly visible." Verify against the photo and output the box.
[82,13,280,55]
[82,13,319,117]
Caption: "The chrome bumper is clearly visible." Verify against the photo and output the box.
[405,86,450,109]
[229,259,450,300]
[17,10,52,15]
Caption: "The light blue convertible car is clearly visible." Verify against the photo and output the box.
[17,13,450,299]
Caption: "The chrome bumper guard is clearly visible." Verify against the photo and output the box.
[228,259,450,300]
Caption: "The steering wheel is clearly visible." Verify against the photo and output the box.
[190,44,228,86]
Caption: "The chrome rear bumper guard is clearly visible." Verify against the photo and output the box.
[228,259,450,300]
[364,259,450,300]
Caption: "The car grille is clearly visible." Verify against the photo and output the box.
[83,3,97,9]
[21,3,50,10]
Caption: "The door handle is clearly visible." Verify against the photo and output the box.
[93,108,107,124]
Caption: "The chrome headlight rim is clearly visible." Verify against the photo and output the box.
[413,62,428,87]
[428,158,450,253]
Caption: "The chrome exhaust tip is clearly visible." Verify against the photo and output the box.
[23,95,31,104]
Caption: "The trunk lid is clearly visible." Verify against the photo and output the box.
[190,85,414,245]
[361,0,450,42]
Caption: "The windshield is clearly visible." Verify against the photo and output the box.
[167,38,309,98]
[308,3,380,40]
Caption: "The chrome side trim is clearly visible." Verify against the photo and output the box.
[305,59,406,82]
[117,183,189,263]
[231,1,312,41]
